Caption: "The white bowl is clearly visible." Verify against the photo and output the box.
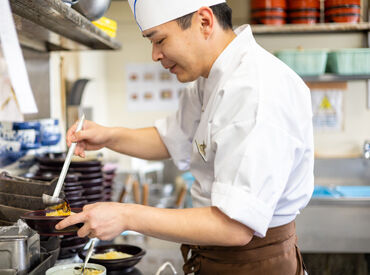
[46,263,106,275]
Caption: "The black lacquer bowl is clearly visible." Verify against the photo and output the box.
[21,208,83,236]
[78,244,146,272]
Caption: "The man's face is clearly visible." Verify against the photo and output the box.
[143,19,206,83]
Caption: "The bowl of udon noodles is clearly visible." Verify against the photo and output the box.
[78,244,146,272]
[46,263,106,275]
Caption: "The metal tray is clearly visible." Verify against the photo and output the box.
[0,225,40,275]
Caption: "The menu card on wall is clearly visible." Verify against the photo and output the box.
[125,63,188,112]
[0,0,37,114]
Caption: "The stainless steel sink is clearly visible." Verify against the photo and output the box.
[296,158,370,253]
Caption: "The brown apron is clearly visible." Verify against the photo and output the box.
[181,221,305,275]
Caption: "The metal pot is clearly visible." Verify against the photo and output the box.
[73,0,112,21]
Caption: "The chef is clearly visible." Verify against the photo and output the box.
[56,1,313,274]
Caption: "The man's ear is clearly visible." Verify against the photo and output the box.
[196,6,214,39]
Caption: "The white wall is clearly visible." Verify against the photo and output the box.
[58,0,370,169]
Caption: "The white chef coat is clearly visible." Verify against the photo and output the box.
[155,24,314,237]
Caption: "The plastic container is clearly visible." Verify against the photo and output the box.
[335,186,370,198]
[327,48,370,75]
[251,0,287,9]
[251,0,287,25]
[275,49,328,76]
[312,186,341,198]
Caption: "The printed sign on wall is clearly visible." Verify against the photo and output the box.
[126,63,188,112]
[309,82,346,131]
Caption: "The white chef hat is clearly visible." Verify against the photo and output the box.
[128,0,226,31]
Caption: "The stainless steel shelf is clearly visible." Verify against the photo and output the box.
[303,74,370,82]
[10,0,121,51]
[251,22,370,35]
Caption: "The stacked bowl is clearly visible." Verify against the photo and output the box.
[325,0,361,23]
[33,153,108,259]
[35,153,107,206]
[102,164,116,202]
[288,0,320,24]
[251,0,287,25]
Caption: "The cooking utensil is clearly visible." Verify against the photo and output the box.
[42,115,85,206]
[175,185,187,209]
[21,209,83,236]
[78,244,145,272]
[142,183,149,206]
[73,0,112,21]
[81,239,96,274]
[132,180,141,204]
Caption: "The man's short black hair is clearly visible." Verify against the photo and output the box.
[176,3,232,30]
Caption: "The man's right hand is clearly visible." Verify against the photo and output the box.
[66,120,110,158]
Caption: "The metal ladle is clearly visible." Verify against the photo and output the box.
[42,114,85,206]
[80,239,97,274]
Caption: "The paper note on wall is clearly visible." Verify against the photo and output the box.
[0,0,37,114]
[311,89,343,131]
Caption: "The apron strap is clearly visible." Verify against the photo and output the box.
[181,244,201,274]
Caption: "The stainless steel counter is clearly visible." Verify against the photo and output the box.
[296,198,370,253]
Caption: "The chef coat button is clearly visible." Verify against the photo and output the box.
[201,108,204,112]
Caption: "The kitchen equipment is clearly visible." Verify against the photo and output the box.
[67,78,90,106]
[42,114,85,206]
[81,239,96,274]
[78,244,145,273]
[0,172,57,197]
[21,208,83,236]
[0,204,30,222]
[132,180,141,204]
[0,223,40,275]
[0,191,47,210]
[46,263,106,275]
[73,0,112,21]
[142,183,149,206]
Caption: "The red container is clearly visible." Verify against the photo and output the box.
[290,17,319,24]
[252,17,286,25]
[288,0,320,9]
[289,10,320,18]
[251,0,287,9]
[251,0,287,25]
[325,6,361,16]
[325,0,361,7]
[325,13,360,22]
[252,9,287,18]
[324,1,361,23]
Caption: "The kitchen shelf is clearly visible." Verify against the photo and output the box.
[303,74,370,82]
[251,22,370,35]
[10,0,121,51]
